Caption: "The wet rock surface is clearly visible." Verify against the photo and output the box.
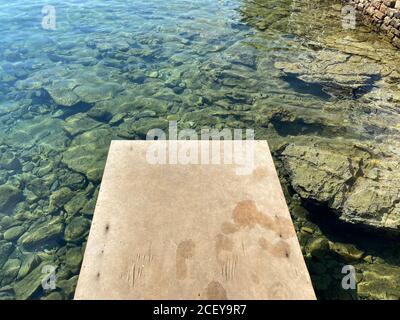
[0,0,399,300]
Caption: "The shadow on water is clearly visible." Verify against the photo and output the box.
[281,72,332,100]
[281,72,381,100]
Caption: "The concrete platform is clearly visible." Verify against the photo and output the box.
[74,140,316,300]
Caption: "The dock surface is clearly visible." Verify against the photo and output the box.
[74,140,316,300]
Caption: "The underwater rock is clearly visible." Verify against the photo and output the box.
[58,172,87,191]
[62,113,102,136]
[0,151,21,170]
[64,193,88,216]
[0,185,22,212]
[357,264,400,300]
[62,128,113,183]
[3,226,26,242]
[307,237,330,259]
[13,261,49,300]
[330,242,364,262]
[45,81,80,107]
[1,259,21,286]
[117,117,169,138]
[17,254,41,280]
[274,49,382,98]
[49,187,74,213]
[41,291,63,300]
[65,247,83,273]
[0,285,15,300]
[18,217,64,248]
[57,275,79,300]
[73,82,122,104]
[0,241,14,269]
[64,217,91,242]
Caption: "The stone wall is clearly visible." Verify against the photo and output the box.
[346,0,400,48]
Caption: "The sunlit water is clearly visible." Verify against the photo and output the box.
[1,0,400,299]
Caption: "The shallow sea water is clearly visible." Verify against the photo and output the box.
[1,0,400,299]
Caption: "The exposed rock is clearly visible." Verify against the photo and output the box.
[0,285,15,300]
[279,142,400,230]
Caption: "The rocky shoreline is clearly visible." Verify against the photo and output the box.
[345,0,400,48]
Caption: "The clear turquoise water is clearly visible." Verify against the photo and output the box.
[1,0,400,300]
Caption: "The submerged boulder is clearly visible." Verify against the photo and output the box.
[0,185,22,212]
[18,217,64,248]
[45,80,80,107]
[64,216,91,242]
[62,128,113,183]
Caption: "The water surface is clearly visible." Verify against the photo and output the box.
[1,0,400,300]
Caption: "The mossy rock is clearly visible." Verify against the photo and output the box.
[3,226,26,241]
[49,187,74,212]
[17,254,42,280]
[64,217,91,242]
[65,247,83,273]
[18,217,64,248]
[13,261,50,300]
[330,242,364,262]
